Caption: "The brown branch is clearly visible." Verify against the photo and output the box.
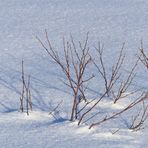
[78,91,107,125]
[89,92,148,129]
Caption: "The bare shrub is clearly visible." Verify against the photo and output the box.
[77,43,147,129]
[37,31,94,121]
[37,32,147,132]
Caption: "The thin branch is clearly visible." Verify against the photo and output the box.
[89,92,148,129]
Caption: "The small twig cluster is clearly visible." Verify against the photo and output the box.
[20,60,32,115]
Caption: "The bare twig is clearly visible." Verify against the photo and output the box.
[49,100,63,115]
[113,59,139,103]
[110,128,120,135]
[129,100,148,131]
[93,42,125,96]
[138,41,148,69]
[20,60,25,112]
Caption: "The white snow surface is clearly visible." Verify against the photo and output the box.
[0,0,148,148]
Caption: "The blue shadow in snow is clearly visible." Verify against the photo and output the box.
[50,117,68,125]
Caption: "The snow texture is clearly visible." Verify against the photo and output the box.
[0,0,148,148]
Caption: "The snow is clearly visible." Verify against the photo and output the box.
[0,111,146,148]
[0,0,148,147]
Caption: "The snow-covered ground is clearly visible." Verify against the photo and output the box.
[0,0,148,148]
[0,110,147,148]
